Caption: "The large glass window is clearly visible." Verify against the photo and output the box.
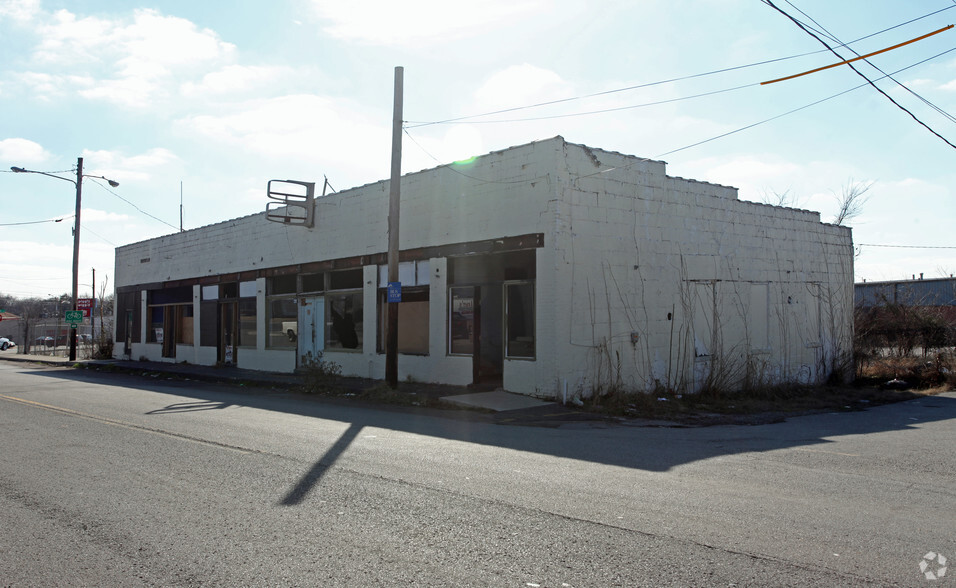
[116,291,141,345]
[148,306,164,343]
[221,282,238,299]
[301,272,325,293]
[268,274,297,296]
[326,292,363,350]
[330,269,362,290]
[505,281,535,359]
[239,299,256,347]
[267,297,297,349]
[449,286,475,355]
[266,275,297,349]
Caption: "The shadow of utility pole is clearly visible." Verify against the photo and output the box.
[279,422,364,506]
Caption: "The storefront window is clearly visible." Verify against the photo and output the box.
[326,292,362,350]
[148,306,164,343]
[267,297,297,349]
[505,281,535,359]
[239,298,256,347]
[301,272,325,293]
[268,274,297,296]
[449,287,475,355]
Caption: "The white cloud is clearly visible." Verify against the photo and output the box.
[703,157,801,188]
[0,0,39,22]
[941,79,956,91]
[79,76,158,108]
[474,64,575,111]
[181,65,296,97]
[82,208,130,223]
[178,94,389,183]
[24,8,235,108]
[0,137,50,163]
[80,147,180,182]
[311,0,546,46]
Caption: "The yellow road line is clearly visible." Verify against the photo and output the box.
[0,393,256,455]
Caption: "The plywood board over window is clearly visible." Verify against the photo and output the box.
[378,287,429,355]
[693,282,715,358]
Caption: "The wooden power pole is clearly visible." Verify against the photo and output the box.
[385,66,403,388]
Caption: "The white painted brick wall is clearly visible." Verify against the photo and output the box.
[115,137,853,397]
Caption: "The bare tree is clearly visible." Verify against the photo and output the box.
[761,188,802,208]
[832,180,873,226]
[18,297,46,354]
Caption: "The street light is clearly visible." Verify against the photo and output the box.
[11,157,119,361]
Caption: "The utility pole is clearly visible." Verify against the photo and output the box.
[92,267,96,346]
[69,157,83,362]
[385,66,403,388]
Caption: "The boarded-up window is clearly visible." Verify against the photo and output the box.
[378,287,429,355]
[750,283,769,350]
[802,283,821,347]
[200,300,217,347]
[176,305,194,345]
[693,282,714,358]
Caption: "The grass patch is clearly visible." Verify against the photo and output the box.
[582,384,943,422]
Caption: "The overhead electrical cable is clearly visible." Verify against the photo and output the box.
[421,83,759,125]
[574,47,956,179]
[761,24,954,85]
[0,216,72,227]
[402,128,548,185]
[778,0,956,124]
[406,4,956,128]
[80,224,116,246]
[762,0,956,150]
[88,178,179,231]
[858,243,956,249]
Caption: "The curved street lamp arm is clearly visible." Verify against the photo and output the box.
[10,166,78,186]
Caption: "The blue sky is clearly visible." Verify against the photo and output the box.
[1,0,954,299]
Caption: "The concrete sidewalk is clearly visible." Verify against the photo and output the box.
[0,351,557,415]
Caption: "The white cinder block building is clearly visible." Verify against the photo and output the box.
[113,137,854,398]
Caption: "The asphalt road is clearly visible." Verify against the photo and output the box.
[0,361,953,586]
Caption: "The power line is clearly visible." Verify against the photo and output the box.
[573,47,956,179]
[762,0,956,150]
[761,25,954,86]
[88,178,180,231]
[80,224,116,246]
[402,128,547,185]
[779,0,956,124]
[0,216,72,227]
[422,83,759,125]
[656,47,956,157]
[858,243,956,249]
[406,4,956,128]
